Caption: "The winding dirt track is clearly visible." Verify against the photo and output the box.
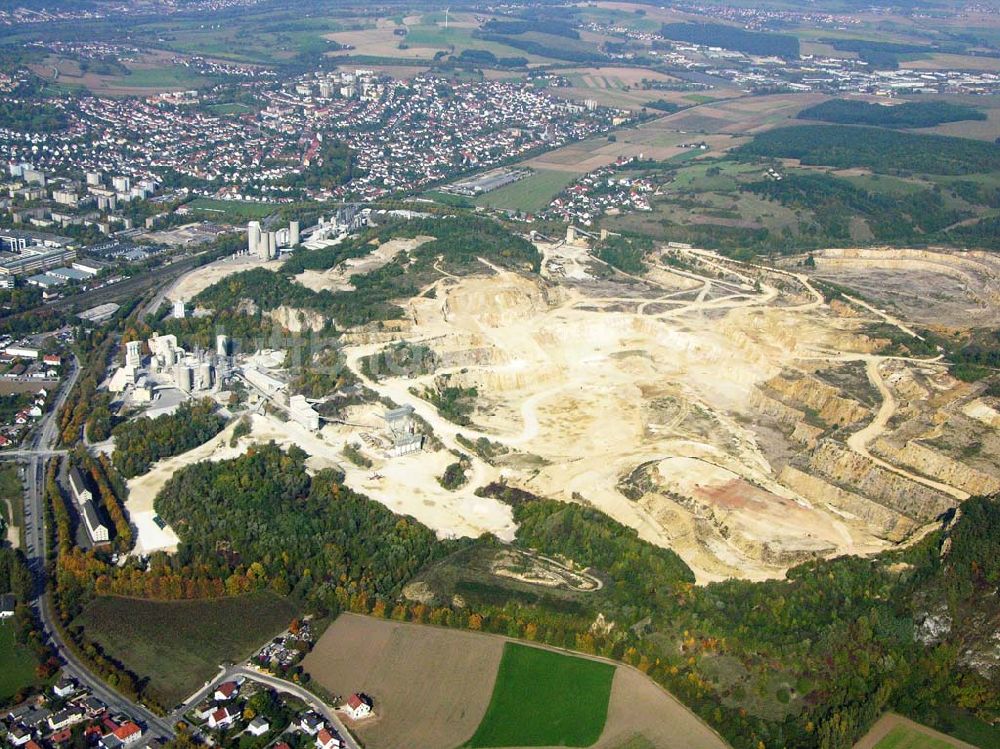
[846,358,969,501]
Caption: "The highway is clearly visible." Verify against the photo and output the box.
[16,356,176,741]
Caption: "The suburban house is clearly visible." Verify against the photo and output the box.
[53,678,77,698]
[0,592,15,618]
[344,693,373,721]
[8,725,32,746]
[315,728,342,749]
[48,706,85,731]
[247,717,270,737]
[194,703,216,721]
[111,721,143,745]
[208,706,237,729]
[214,681,239,701]
[298,713,324,736]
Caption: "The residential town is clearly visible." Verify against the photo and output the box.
[0,70,625,203]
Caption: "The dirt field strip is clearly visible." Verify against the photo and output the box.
[2,498,18,549]
[853,713,976,749]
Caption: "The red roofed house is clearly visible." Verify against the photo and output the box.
[25,740,43,749]
[112,722,142,745]
[344,693,372,721]
[43,355,60,367]
[214,681,239,701]
[315,728,341,749]
[208,706,237,730]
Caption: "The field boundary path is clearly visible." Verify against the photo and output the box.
[853,713,977,749]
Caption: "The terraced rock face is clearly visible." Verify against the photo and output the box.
[293,243,1000,583]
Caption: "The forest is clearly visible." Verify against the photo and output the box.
[660,22,800,58]
[281,140,361,193]
[744,172,963,243]
[796,99,986,129]
[738,125,1000,175]
[0,97,68,133]
[59,423,1000,748]
[154,442,449,605]
[595,235,651,274]
[191,214,540,335]
[110,398,226,477]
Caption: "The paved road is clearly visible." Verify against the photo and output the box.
[0,449,69,461]
[178,666,361,749]
[17,357,176,741]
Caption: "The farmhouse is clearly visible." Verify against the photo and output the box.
[344,693,372,721]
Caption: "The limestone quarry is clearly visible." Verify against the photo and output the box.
[146,238,1000,583]
[328,241,1000,582]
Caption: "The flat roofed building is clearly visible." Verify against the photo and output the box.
[0,246,77,279]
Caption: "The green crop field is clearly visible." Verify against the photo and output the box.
[464,643,614,747]
[473,170,576,213]
[873,723,957,749]
[204,103,252,116]
[77,593,296,706]
[186,197,276,221]
[0,622,39,703]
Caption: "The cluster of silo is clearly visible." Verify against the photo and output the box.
[245,217,305,261]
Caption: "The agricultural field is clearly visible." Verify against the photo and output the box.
[30,52,214,95]
[652,93,826,136]
[856,714,977,749]
[465,642,615,747]
[185,197,277,222]
[549,66,740,112]
[327,15,554,64]
[303,613,506,749]
[472,170,577,213]
[76,593,296,706]
[0,621,40,704]
[304,614,725,749]
[135,11,345,64]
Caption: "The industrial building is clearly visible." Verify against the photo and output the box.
[382,406,423,457]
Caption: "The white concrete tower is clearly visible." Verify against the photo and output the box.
[247,221,262,257]
[125,340,142,369]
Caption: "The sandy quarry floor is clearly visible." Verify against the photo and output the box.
[304,613,727,749]
[165,253,274,304]
[125,408,515,556]
[337,252,876,581]
[295,236,433,293]
[329,243,995,582]
[135,241,995,583]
